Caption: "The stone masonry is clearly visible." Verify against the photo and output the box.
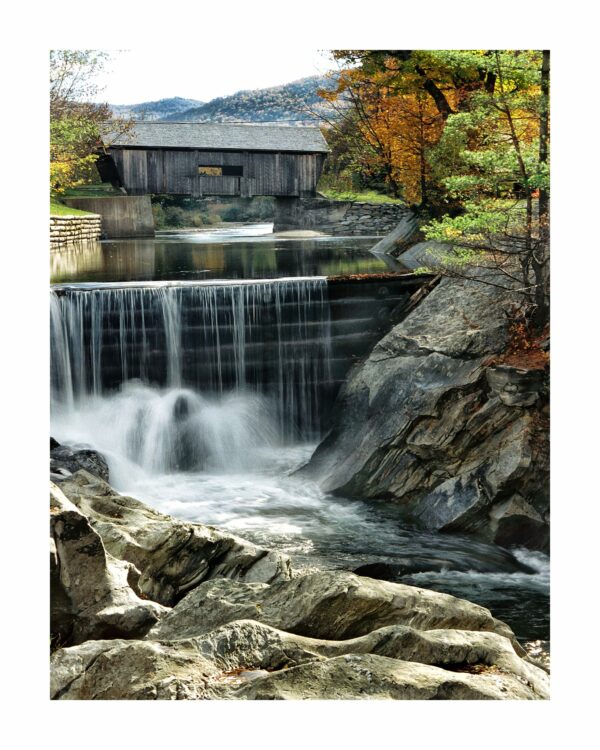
[274,196,413,236]
[50,215,102,248]
[338,202,413,236]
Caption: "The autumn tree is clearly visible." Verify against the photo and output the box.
[320,50,550,330]
[318,61,450,205]
[50,50,130,195]
[319,50,522,210]
[318,51,502,208]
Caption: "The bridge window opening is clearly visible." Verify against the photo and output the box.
[198,166,223,176]
[198,165,244,177]
[222,165,244,177]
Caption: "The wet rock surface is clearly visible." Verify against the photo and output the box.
[57,470,293,607]
[49,473,549,700]
[50,483,167,646]
[51,439,110,482]
[299,276,549,551]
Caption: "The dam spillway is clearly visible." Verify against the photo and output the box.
[50,274,428,443]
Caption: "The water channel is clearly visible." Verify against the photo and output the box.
[50,223,549,651]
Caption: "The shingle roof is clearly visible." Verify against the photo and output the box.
[104,122,329,153]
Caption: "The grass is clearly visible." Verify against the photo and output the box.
[61,183,123,198]
[50,199,96,217]
[318,187,405,204]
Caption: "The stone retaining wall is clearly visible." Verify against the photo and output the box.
[274,197,413,236]
[339,202,413,235]
[50,215,102,248]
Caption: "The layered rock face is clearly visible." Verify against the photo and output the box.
[50,470,549,700]
[300,276,549,551]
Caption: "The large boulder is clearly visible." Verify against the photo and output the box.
[50,483,167,646]
[57,470,293,607]
[147,569,518,649]
[50,439,110,482]
[299,276,549,550]
[51,619,548,700]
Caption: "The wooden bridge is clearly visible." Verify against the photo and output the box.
[99,122,329,198]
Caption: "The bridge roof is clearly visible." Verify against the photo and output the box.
[105,122,329,153]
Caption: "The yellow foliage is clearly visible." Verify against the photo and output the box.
[334,66,457,203]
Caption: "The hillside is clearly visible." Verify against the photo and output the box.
[163,75,338,123]
[110,75,340,125]
[111,96,204,121]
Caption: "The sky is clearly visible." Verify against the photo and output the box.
[92,49,336,105]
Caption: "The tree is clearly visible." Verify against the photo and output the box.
[319,50,550,330]
[318,51,507,208]
[50,50,130,195]
[423,51,550,330]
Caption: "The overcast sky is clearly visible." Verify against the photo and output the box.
[92,49,336,105]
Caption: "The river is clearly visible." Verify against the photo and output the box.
[50,224,549,654]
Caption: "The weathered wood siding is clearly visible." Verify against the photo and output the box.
[109,148,326,197]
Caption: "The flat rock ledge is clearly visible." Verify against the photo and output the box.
[50,471,549,700]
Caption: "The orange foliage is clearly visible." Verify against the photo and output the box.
[326,63,459,204]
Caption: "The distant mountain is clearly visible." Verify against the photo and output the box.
[161,75,338,124]
[109,75,340,126]
[111,97,205,121]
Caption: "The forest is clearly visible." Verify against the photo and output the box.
[318,50,549,330]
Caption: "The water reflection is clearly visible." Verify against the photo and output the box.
[50,223,403,284]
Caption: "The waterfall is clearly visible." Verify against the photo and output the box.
[50,279,332,447]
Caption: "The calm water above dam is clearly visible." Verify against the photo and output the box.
[50,224,549,648]
[50,223,402,284]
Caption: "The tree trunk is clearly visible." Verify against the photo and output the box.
[536,50,550,330]
[539,50,550,220]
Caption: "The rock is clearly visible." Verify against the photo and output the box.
[147,569,518,649]
[486,365,544,407]
[370,213,421,255]
[299,276,549,551]
[57,470,293,607]
[489,496,550,549]
[50,483,167,645]
[50,638,217,700]
[409,473,491,531]
[51,619,548,700]
[392,240,453,268]
[228,653,543,700]
[50,443,109,482]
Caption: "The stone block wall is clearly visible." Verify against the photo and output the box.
[338,202,413,235]
[50,215,102,248]
[274,197,413,236]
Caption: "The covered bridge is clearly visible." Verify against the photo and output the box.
[99,122,329,198]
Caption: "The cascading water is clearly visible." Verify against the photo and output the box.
[50,278,333,461]
[50,261,549,647]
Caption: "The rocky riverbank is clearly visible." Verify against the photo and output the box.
[299,273,550,552]
[50,457,549,700]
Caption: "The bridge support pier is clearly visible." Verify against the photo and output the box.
[62,196,155,239]
[274,196,350,233]
[273,197,304,232]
